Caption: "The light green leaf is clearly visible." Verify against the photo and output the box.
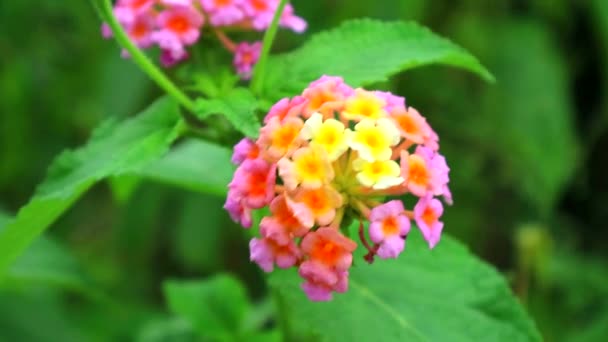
[195,88,260,138]
[164,275,250,341]
[0,98,180,277]
[137,139,233,197]
[270,231,541,341]
[261,19,493,98]
[136,317,199,342]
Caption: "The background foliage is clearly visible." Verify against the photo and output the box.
[1,0,607,341]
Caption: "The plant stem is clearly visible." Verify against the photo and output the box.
[214,28,237,52]
[94,0,196,113]
[250,0,289,94]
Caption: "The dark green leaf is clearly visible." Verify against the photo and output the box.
[0,212,98,298]
[0,290,87,341]
[0,98,180,277]
[270,230,541,341]
[195,88,260,138]
[262,19,493,98]
[164,275,250,341]
[171,193,228,272]
[480,21,579,213]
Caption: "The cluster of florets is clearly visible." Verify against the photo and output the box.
[225,76,452,301]
[101,0,305,77]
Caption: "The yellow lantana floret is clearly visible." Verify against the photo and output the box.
[353,158,404,190]
[301,113,352,161]
[342,89,388,121]
[349,118,400,162]
[278,146,334,190]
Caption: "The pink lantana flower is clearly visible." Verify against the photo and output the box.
[161,0,193,5]
[257,116,304,162]
[263,96,308,124]
[369,200,411,259]
[160,48,189,67]
[375,91,406,113]
[223,193,253,228]
[232,137,260,165]
[424,126,440,151]
[415,145,450,197]
[302,75,354,117]
[250,236,300,272]
[153,5,204,55]
[260,195,309,245]
[279,4,307,33]
[299,261,349,301]
[114,0,156,25]
[201,0,246,26]
[414,195,444,249]
[228,158,276,208]
[298,228,356,301]
[400,146,450,198]
[285,186,343,228]
[233,41,262,80]
[242,0,279,30]
[301,228,357,271]
[125,13,156,49]
[390,107,432,145]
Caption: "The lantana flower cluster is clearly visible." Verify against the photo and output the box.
[225,76,452,301]
[102,0,305,77]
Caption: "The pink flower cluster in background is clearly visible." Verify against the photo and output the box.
[102,0,305,73]
[225,76,453,301]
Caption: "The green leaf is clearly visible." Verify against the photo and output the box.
[164,275,250,341]
[0,211,100,298]
[0,290,87,341]
[171,193,228,272]
[270,231,541,341]
[195,88,260,138]
[137,139,233,197]
[261,19,493,98]
[136,317,199,342]
[0,98,180,277]
[479,21,578,214]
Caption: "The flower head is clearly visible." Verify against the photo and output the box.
[102,0,306,67]
[233,41,262,80]
[225,76,452,301]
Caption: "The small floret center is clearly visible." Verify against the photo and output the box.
[382,217,399,235]
[168,16,190,34]
[422,207,437,227]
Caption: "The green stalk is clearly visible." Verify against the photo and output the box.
[250,0,289,94]
[93,0,196,112]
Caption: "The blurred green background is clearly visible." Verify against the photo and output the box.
[1,0,607,340]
